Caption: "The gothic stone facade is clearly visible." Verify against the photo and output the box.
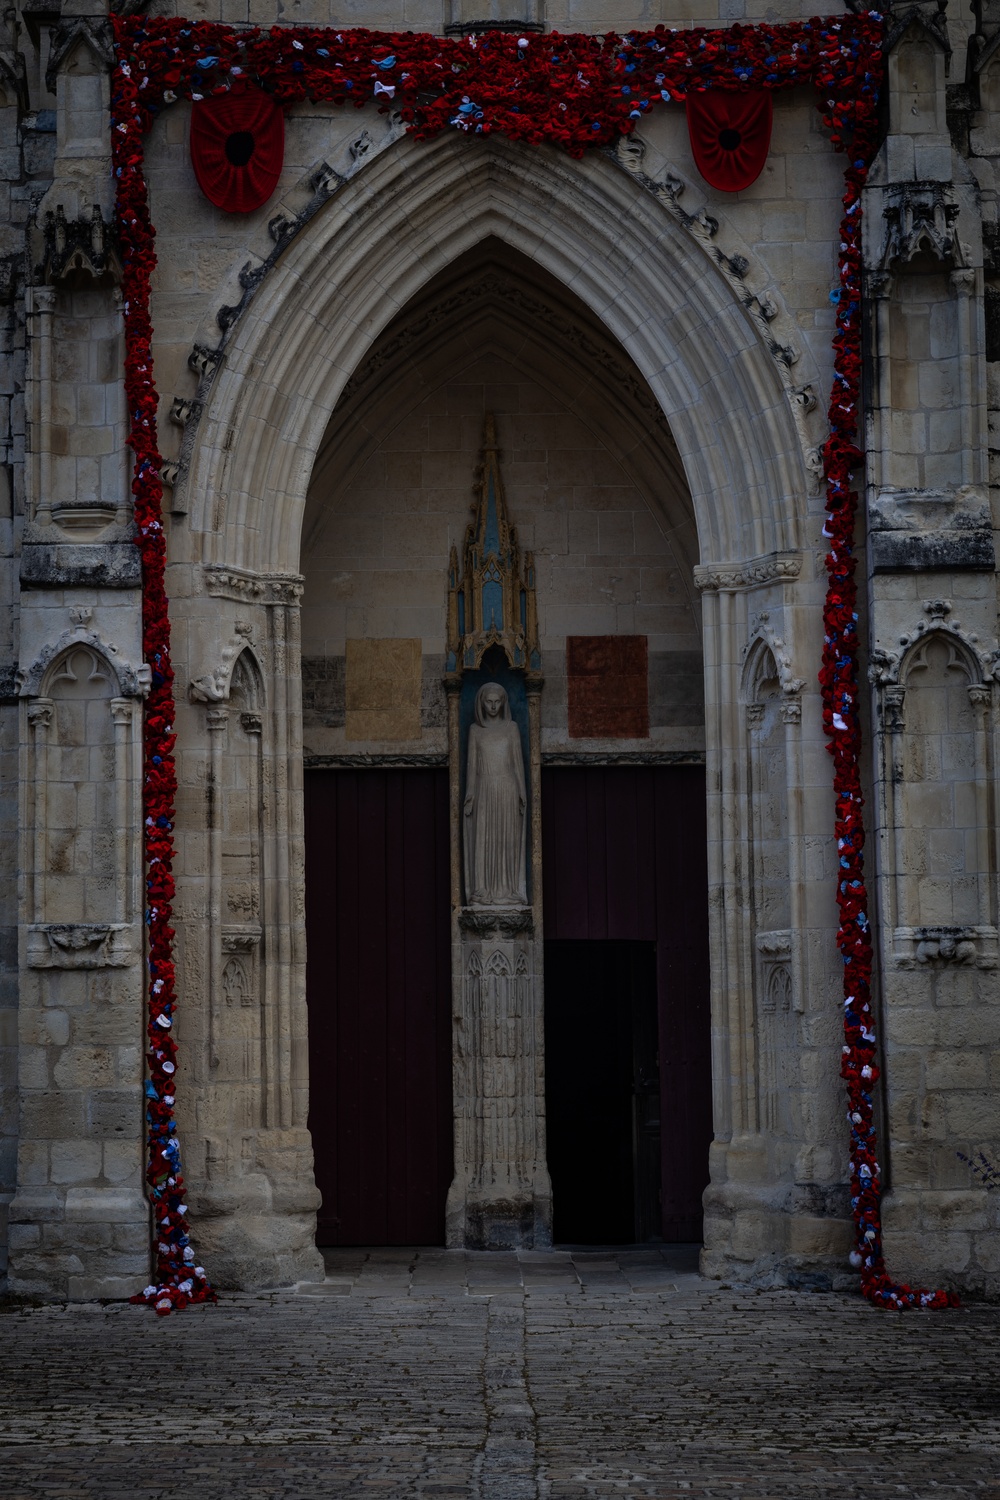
[1,0,999,1301]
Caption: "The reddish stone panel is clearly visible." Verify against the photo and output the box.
[566,635,649,739]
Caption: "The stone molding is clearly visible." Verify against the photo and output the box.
[868,489,995,573]
[540,750,706,766]
[44,17,113,93]
[17,627,151,699]
[893,924,999,969]
[32,205,121,287]
[743,613,806,699]
[26,922,138,969]
[608,133,802,374]
[606,132,827,485]
[868,600,999,688]
[221,924,263,954]
[756,930,793,960]
[458,907,535,938]
[202,564,304,605]
[170,121,819,512]
[166,118,405,505]
[694,554,802,593]
[304,752,448,768]
[879,182,969,271]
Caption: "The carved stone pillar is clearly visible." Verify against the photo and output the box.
[179,577,322,1290]
[443,417,551,1248]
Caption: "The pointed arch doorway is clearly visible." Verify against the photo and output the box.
[300,238,711,1249]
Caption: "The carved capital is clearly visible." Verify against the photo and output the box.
[203,564,304,605]
[27,698,53,731]
[459,907,534,938]
[222,925,262,954]
[694,553,802,593]
[881,685,906,732]
[206,706,229,733]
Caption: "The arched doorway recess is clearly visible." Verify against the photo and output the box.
[300,240,709,1248]
[172,132,821,1287]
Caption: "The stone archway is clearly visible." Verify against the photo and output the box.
[171,130,821,1287]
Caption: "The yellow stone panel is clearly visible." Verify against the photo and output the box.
[345,638,422,742]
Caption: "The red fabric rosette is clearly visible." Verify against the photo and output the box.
[685,90,772,192]
[190,86,284,213]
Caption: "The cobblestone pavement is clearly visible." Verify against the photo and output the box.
[1,1245,999,1500]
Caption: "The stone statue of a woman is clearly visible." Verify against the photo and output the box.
[464,682,527,907]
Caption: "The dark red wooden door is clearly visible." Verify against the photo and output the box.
[305,769,453,1245]
[541,766,712,1241]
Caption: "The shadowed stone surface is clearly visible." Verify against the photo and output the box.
[0,1246,998,1498]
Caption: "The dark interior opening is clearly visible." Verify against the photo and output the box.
[544,939,660,1245]
[224,130,255,166]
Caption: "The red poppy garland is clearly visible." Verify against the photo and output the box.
[111,12,955,1314]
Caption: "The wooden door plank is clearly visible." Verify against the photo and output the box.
[306,768,452,1247]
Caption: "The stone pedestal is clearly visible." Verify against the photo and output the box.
[446,910,550,1249]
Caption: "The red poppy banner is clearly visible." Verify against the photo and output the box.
[190,85,284,212]
[686,89,772,191]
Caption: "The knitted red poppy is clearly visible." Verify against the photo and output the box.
[686,90,772,191]
[190,86,284,212]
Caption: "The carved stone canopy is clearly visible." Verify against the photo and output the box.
[446,415,540,681]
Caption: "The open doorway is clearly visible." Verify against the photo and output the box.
[542,766,712,1245]
[544,940,660,1244]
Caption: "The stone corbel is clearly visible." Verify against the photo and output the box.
[880,685,907,733]
[756,930,792,961]
[26,922,137,969]
[32,204,121,286]
[867,490,995,572]
[458,908,534,938]
[880,183,968,272]
[221,925,263,954]
[893,924,998,969]
[17,628,151,699]
[743,612,807,700]
[189,636,262,705]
